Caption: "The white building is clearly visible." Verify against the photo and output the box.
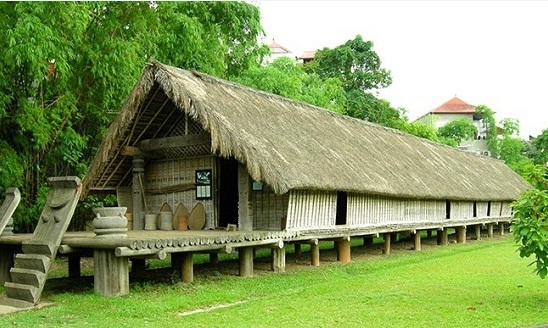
[416,97,490,155]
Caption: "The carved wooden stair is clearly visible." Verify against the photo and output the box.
[1,177,81,308]
[0,187,21,236]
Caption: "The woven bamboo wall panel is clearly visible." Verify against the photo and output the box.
[476,201,489,217]
[251,184,289,230]
[169,113,205,136]
[501,201,512,216]
[450,201,474,219]
[286,190,336,230]
[145,157,215,228]
[347,194,445,226]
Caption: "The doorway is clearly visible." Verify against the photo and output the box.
[336,191,348,225]
[217,157,239,227]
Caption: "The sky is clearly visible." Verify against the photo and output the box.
[257,1,548,139]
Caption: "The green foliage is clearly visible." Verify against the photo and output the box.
[437,118,478,145]
[531,128,548,166]
[0,1,264,231]
[305,35,392,92]
[234,57,346,113]
[345,90,406,128]
[401,121,439,142]
[475,105,498,157]
[511,164,548,279]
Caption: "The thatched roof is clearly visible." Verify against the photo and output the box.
[82,60,530,201]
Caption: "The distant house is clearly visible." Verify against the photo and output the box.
[416,96,490,155]
[264,40,294,64]
[297,50,316,64]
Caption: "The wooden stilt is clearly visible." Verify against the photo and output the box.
[475,225,481,240]
[438,229,448,245]
[209,253,219,264]
[413,232,421,251]
[239,247,253,277]
[294,243,301,254]
[499,223,505,236]
[271,245,286,273]
[311,242,320,267]
[456,226,466,244]
[383,233,391,255]
[181,252,193,283]
[94,249,129,297]
[68,256,81,278]
[337,239,351,263]
[487,224,494,238]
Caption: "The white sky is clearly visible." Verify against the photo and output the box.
[257,1,548,139]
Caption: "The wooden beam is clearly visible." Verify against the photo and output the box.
[120,146,144,157]
[238,164,252,231]
[140,133,211,152]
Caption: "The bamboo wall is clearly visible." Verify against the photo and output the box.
[145,156,215,228]
[251,184,289,230]
[347,193,446,227]
[476,201,489,217]
[449,201,475,219]
[285,190,337,230]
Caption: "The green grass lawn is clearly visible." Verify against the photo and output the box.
[0,236,546,327]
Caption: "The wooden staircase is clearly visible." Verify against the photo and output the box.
[1,177,81,308]
[0,187,21,236]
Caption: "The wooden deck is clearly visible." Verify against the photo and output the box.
[0,216,511,298]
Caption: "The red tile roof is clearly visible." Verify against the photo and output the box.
[297,51,316,60]
[430,96,476,114]
[268,41,292,54]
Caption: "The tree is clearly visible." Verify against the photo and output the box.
[511,163,548,279]
[531,128,548,166]
[437,118,478,145]
[305,35,392,92]
[0,1,265,231]
[235,57,347,113]
[345,90,406,129]
[475,105,498,157]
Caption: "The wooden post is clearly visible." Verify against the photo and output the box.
[181,253,193,283]
[294,243,302,254]
[310,242,320,267]
[456,226,466,244]
[413,232,421,251]
[238,165,253,231]
[337,239,351,262]
[94,249,129,297]
[239,247,253,277]
[487,224,494,238]
[499,223,505,236]
[209,253,219,264]
[271,245,286,273]
[68,256,81,278]
[475,225,481,240]
[383,233,391,255]
[438,229,448,245]
[132,156,145,230]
